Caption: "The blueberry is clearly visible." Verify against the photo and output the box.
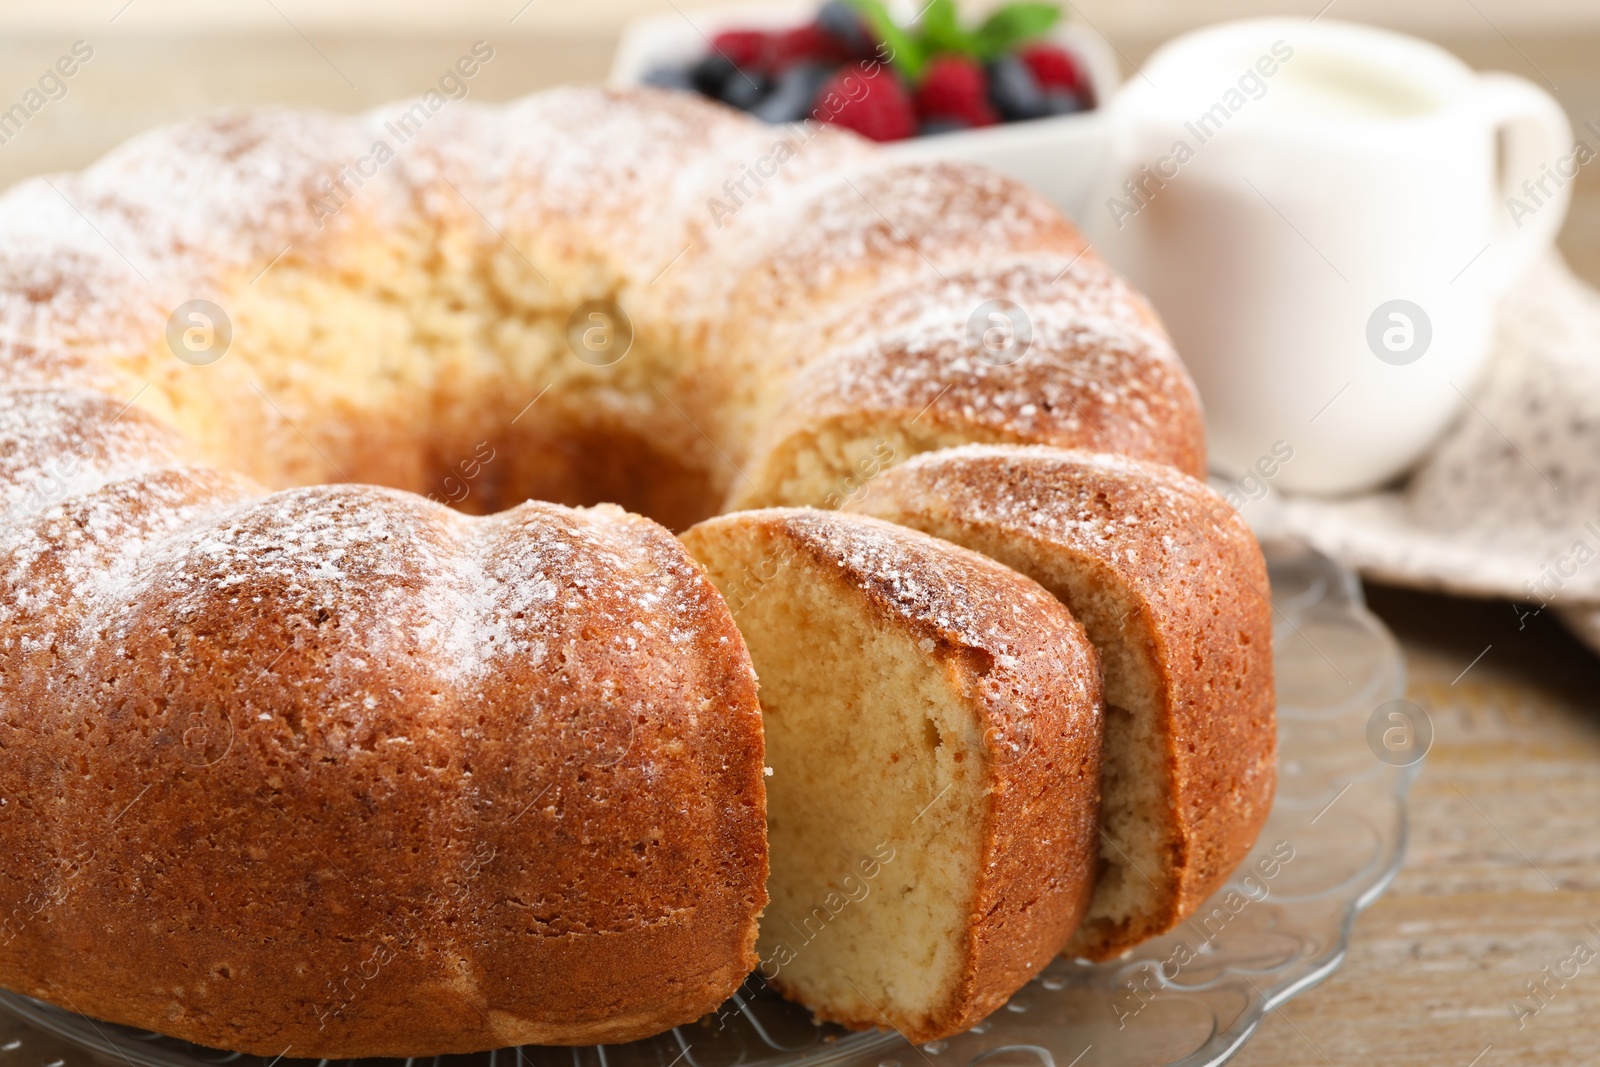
[987,55,1047,121]
[817,0,873,56]
[642,63,696,92]
[1043,89,1089,116]
[919,117,971,137]
[690,53,738,97]
[754,63,831,123]
[720,69,773,111]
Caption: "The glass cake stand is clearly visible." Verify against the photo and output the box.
[0,539,1414,1067]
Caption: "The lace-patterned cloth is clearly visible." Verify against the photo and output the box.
[1267,252,1600,653]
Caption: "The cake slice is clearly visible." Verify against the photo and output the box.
[848,446,1275,960]
[679,508,1102,1042]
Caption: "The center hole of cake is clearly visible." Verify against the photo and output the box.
[417,418,721,531]
[151,281,727,531]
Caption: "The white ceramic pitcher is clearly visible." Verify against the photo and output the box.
[1085,19,1573,494]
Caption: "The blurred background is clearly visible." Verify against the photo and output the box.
[7,2,1600,1063]
[1,0,1596,291]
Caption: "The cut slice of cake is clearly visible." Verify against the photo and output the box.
[679,508,1103,1042]
[848,445,1275,960]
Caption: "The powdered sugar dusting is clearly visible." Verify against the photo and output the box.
[0,87,1174,735]
[0,108,391,388]
[0,389,185,517]
[868,444,1253,574]
[477,502,742,671]
[0,468,247,662]
[757,312,1200,478]
[779,508,1063,657]
[86,485,496,689]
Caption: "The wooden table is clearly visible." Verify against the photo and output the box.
[4,10,1600,1066]
[1228,585,1600,1066]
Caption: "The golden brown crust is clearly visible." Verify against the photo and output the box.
[682,509,1102,1043]
[0,477,765,1056]
[849,446,1275,960]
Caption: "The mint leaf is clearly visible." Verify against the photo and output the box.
[843,0,1062,80]
[845,0,927,79]
[970,2,1061,60]
[917,0,974,57]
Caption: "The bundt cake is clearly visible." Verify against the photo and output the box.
[679,509,1102,1042]
[845,446,1276,959]
[0,83,1268,1056]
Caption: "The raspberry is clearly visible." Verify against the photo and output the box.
[915,54,998,127]
[710,30,771,71]
[814,62,916,142]
[768,24,850,72]
[1018,43,1087,96]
